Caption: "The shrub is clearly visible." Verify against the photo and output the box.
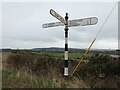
[77,53,120,77]
[5,52,63,76]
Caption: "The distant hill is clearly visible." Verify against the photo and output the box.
[32,47,119,55]
[1,48,11,52]
[32,47,86,53]
[1,47,120,55]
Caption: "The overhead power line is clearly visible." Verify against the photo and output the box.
[95,1,118,38]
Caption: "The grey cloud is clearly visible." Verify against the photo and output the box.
[2,2,118,49]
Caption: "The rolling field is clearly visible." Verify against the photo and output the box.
[33,52,91,59]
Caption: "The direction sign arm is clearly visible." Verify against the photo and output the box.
[42,22,64,28]
[68,17,98,27]
[50,9,66,24]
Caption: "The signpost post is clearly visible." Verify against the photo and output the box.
[64,13,69,76]
[42,9,98,76]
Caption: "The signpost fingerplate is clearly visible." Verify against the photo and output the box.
[42,22,64,28]
[42,17,98,28]
[68,17,98,27]
[50,9,66,24]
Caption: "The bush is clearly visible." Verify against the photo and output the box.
[5,52,63,76]
[77,53,120,77]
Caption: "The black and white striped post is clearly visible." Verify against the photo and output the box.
[64,13,69,76]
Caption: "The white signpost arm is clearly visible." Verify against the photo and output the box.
[42,22,64,28]
[50,9,66,24]
[42,17,98,28]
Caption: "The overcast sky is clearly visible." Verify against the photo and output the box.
[1,2,118,49]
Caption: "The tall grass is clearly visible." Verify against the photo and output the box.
[3,52,88,88]
[3,52,120,88]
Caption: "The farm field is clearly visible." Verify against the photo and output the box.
[33,52,91,59]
